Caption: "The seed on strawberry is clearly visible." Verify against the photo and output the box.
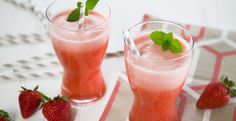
[196,75,236,109]
[0,109,10,121]
[19,85,42,118]
[42,95,71,121]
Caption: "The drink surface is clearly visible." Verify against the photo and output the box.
[125,33,191,121]
[50,10,109,52]
[49,10,109,103]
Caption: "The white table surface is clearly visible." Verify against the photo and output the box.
[0,0,236,121]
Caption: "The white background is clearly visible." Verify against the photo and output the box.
[0,0,236,52]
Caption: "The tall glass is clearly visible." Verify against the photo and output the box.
[46,0,111,104]
[124,21,194,121]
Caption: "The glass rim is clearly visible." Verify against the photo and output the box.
[45,0,111,32]
[125,20,194,62]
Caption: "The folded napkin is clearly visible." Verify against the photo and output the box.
[104,14,236,121]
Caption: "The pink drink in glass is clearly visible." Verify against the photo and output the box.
[46,0,110,104]
[124,21,193,121]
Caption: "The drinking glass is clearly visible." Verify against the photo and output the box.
[46,0,111,104]
[124,20,194,121]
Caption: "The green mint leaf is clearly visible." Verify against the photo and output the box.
[150,31,166,45]
[67,9,80,22]
[161,40,171,51]
[170,39,183,53]
[85,0,99,16]
[67,2,82,22]
[77,1,82,8]
[165,32,173,41]
[150,31,166,40]
[85,9,88,16]
[150,31,183,54]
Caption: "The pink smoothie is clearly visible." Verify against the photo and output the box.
[125,33,191,121]
[49,10,109,102]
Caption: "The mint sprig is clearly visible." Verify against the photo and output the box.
[85,0,99,16]
[67,2,82,22]
[67,0,99,22]
[150,31,183,54]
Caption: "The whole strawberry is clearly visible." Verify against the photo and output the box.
[42,95,71,121]
[19,86,42,118]
[196,75,236,109]
[0,110,10,121]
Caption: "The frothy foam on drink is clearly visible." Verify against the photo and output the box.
[50,10,109,52]
[52,10,105,31]
[127,34,191,90]
[132,34,191,71]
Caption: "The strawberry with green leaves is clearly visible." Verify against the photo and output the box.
[19,85,42,118]
[0,110,10,121]
[196,75,236,109]
[42,95,71,121]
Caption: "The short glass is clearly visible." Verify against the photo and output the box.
[124,21,194,121]
[46,0,111,104]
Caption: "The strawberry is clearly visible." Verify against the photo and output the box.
[0,109,10,121]
[196,75,236,109]
[42,95,71,121]
[19,85,42,118]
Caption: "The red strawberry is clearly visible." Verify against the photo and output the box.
[42,95,71,121]
[0,110,10,121]
[19,86,42,118]
[196,75,236,109]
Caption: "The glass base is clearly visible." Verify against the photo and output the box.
[69,95,105,105]
[61,87,106,105]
